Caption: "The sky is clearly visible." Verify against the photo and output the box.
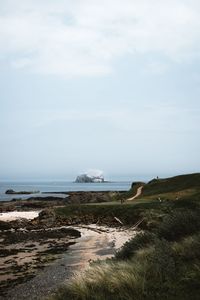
[0,0,200,181]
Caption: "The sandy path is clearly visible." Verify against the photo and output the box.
[127,185,144,201]
[2,225,136,300]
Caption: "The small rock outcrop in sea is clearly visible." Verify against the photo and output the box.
[75,174,104,183]
[5,189,40,195]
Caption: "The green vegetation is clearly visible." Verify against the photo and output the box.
[56,200,172,228]
[115,232,156,260]
[140,173,200,200]
[52,173,200,300]
[113,173,200,203]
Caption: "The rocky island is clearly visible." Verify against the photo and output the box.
[5,189,40,195]
[75,173,104,183]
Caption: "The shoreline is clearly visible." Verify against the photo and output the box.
[0,216,136,300]
[0,191,126,216]
[0,190,137,299]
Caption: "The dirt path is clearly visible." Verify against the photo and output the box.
[2,225,136,300]
[127,185,144,201]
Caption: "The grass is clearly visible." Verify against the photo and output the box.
[51,173,200,300]
[140,173,200,200]
[51,259,147,300]
[114,173,200,203]
[52,205,200,300]
[52,231,200,300]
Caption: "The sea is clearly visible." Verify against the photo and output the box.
[0,181,132,201]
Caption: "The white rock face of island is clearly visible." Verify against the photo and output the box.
[75,173,104,183]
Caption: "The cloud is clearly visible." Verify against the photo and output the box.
[85,169,104,178]
[1,0,200,77]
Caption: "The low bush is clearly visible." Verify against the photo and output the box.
[157,209,200,241]
[173,233,200,261]
[115,232,156,260]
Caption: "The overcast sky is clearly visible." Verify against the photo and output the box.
[0,0,200,181]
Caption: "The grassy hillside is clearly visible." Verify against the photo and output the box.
[119,173,200,201]
[143,173,200,195]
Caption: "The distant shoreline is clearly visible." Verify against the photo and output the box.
[0,181,132,202]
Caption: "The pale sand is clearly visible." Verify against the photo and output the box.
[1,223,137,299]
[72,224,137,264]
[0,211,41,221]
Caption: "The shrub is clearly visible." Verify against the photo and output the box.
[115,232,156,260]
[144,239,177,299]
[157,210,200,241]
[147,239,176,283]
[173,233,200,261]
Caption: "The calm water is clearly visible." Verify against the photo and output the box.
[0,181,132,201]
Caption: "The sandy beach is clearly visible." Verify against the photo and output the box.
[0,208,137,300]
[0,211,41,222]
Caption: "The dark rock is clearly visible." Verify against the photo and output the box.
[0,220,12,230]
[5,189,15,194]
[67,191,121,204]
[5,189,40,195]
[26,244,36,248]
[38,209,55,220]
[40,241,76,255]
[38,209,56,227]
[131,181,145,188]
[0,248,19,257]
[3,227,81,244]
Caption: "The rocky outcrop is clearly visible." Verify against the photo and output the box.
[67,191,121,204]
[75,174,104,183]
[5,189,40,195]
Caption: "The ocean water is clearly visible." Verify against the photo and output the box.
[0,181,132,201]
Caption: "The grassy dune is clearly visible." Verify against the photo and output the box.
[52,173,200,300]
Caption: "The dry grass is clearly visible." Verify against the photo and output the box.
[53,259,147,300]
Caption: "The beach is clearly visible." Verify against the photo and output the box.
[0,211,41,222]
[0,196,137,300]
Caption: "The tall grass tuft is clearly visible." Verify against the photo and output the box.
[52,259,148,300]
